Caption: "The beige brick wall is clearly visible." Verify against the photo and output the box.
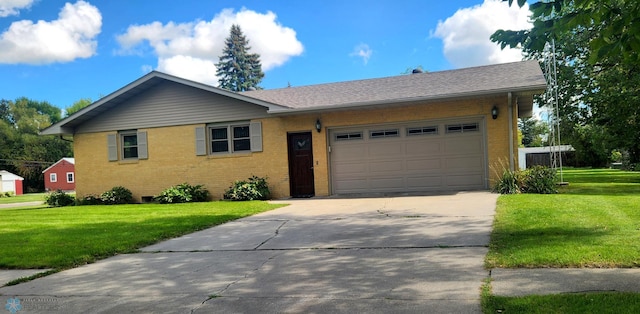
[74,95,512,201]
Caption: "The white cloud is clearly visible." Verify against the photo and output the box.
[117,8,304,86]
[350,43,372,65]
[0,1,102,64]
[0,0,34,17]
[432,0,531,68]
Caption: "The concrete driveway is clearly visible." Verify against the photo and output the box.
[0,192,497,313]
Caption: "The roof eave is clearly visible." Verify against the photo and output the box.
[267,85,547,115]
[39,71,289,136]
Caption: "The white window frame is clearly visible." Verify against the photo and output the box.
[208,123,251,154]
[50,173,57,183]
[66,172,74,183]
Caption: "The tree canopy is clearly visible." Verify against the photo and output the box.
[0,97,72,192]
[492,0,640,168]
[215,24,264,92]
[65,98,92,117]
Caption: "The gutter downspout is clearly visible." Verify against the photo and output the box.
[508,92,514,171]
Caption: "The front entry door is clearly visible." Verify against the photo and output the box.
[287,132,315,197]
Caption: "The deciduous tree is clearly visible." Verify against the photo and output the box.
[492,0,640,166]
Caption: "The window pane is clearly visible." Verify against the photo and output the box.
[123,147,138,158]
[122,134,137,146]
[370,129,399,138]
[212,141,229,153]
[335,132,363,141]
[233,126,250,138]
[211,128,228,140]
[233,139,251,151]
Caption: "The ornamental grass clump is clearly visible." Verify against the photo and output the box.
[493,165,558,194]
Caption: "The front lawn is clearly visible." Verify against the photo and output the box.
[483,168,640,313]
[0,193,46,204]
[0,201,284,269]
[486,168,640,268]
[483,291,640,314]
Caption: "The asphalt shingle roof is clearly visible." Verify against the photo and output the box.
[243,60,546,111]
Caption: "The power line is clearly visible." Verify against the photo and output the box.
[0,159,54,165]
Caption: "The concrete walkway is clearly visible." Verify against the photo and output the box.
[3,193,640,313]
[0,201,44,209]
[0,192,496,313]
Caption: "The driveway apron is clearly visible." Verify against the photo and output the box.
[0,192,497,313]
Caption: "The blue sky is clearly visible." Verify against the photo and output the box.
[0,0,532,112]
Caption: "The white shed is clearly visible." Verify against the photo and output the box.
[518,145,575,170]
[0,170,24,195]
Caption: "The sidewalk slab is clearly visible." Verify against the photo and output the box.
[0,270,51,287]
[491,268,640,296]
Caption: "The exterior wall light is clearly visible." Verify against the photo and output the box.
[315,119,322,132]
[491,105,499,120]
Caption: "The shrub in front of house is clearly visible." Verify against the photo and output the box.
[520,166,558,194]
[45,190,75,207]
[154,183,210,204]
[100,186,133,205]
[223,176,270,201]
[77,194,103,205]
[493,166,557,194]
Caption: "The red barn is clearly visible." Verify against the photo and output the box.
[42,158,75,192]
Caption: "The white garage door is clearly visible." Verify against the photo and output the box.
[330,119,486,194]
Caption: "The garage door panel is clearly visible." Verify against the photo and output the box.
[446,174,484,187]
[369,160,404,173]
[332,145,367,161]
[445,156,485,171]
[330,119,486,194]
[406,176,443,189]
[406,158,442,172]
[405,140,441,155]
[333,179,369,193]
[370,177,405,189]
[368,142,403,157]
[333,162,368,174]
[444,137,482,154]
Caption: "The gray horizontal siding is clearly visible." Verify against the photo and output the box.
[76,81,269,134]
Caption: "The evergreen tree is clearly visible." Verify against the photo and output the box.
[216,24,264,92]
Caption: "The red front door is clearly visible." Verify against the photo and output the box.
[287,132,315,197]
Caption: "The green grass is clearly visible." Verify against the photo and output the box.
[0,193,46,204]
[0,201,284,269]
[483,168,640,313]
[486,168,640,268]
[483,292,640,314]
